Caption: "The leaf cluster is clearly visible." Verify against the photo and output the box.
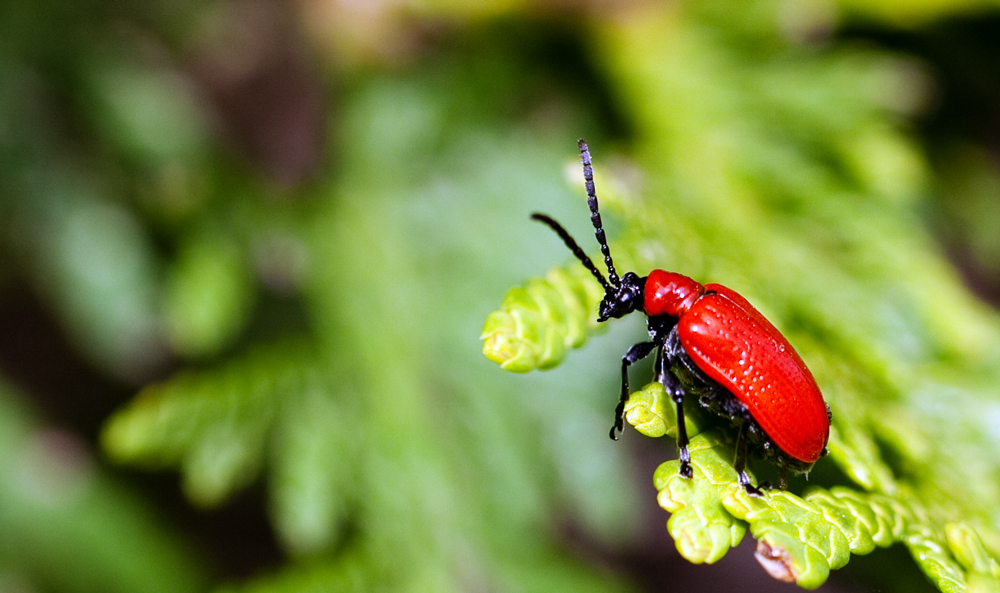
[483,2,1000,590]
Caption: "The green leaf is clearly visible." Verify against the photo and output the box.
[23,182,163,376]
[482,264,605,372]
[653,430,748,564]
[101,338,354,554]
[164,231,254,358]
[625,379,1000,590]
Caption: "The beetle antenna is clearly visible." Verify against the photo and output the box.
[531,213,613,293]
[578,139,621,288]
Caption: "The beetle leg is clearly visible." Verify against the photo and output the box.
[735,420,764,496]
[661,364,693,479]
[658,327,694,478]
[611,341,658,440]
[652,346,665,384]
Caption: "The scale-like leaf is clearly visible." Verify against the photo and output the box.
[102,339,356,554]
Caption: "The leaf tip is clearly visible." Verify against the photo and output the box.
[624,381,676,438]
[481,310,536,372]
[481,266,602,373]
[755,539,798,583]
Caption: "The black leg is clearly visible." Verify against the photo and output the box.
[734,420,763,496]
[778,465,788,491]
[610,341,658,440]
[652,346,665,384]
[674,402,692,478]
[657,352,693,478]
[658,328,696,479]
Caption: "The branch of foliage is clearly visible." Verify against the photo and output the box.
[101,338,355,555]
[483,263,1000,591]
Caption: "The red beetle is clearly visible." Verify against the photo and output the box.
[532,139,830,493]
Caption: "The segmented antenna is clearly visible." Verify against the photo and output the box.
[531,213,613,293]
[577,139,620,288]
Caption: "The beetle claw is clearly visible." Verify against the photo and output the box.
[609,401,625,441]
[739,471,768,496]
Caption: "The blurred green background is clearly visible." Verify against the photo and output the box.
[3,0,1000,591]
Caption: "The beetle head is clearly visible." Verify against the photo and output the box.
[598,272,645,321]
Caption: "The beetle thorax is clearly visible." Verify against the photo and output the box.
[643,269,705,318]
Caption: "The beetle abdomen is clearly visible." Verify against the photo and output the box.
[677,285,829,464]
